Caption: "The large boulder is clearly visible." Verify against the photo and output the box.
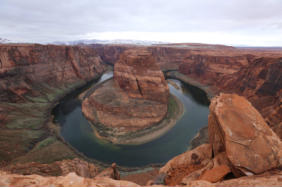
[208,93,282,176]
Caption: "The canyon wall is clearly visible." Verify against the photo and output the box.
[0,44,106,165]
[0,44,105,102]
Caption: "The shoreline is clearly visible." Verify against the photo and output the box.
[164,70,215,99]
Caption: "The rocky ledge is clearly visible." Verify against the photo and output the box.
[155,93,282,186]
[82,49,179,144]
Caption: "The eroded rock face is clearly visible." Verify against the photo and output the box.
[114,48,169,103]
[0,44,105,103]
[0,44,106,164]
[209,93,282,176]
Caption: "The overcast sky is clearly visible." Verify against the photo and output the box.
[1,0,282,46]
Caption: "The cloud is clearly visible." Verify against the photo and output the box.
[0,0,281,46]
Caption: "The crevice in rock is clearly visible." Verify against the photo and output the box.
[136,78,143,96]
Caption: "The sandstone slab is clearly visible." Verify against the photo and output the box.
[208,93,282,176]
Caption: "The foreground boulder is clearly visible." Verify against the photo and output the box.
[209,93,282,176]
[158,93,282,186]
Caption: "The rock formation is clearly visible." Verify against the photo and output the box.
[208,93,282,176]
[114,49,169,103]
[82,49,169,143]
[157,93,282,186]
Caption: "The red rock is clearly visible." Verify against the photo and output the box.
[0,44,105,103]
[215,170,282,187]
[159,144,212,186]
[186,170,282,187]
[208,93,282,176]
[199,165,231,183]
[0,171,140,187]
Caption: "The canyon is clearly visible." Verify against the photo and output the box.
[93,43,282,138]
[0,43,281,186]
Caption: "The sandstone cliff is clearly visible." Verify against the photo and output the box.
[0,44,106,165]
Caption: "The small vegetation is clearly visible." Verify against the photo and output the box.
[32,136,56,151]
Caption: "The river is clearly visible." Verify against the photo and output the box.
[53,71,209,167]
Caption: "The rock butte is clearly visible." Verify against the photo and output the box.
[0,43,281,186]
[82,49,169,141]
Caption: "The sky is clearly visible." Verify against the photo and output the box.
[0,0,282,46]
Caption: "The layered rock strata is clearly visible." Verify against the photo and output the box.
[114,49,169,103]
[82,49,169,142]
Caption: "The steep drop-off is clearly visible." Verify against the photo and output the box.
[0,44,106,165]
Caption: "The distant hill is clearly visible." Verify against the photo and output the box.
[0,38,10,43]
[50,39,165,46]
